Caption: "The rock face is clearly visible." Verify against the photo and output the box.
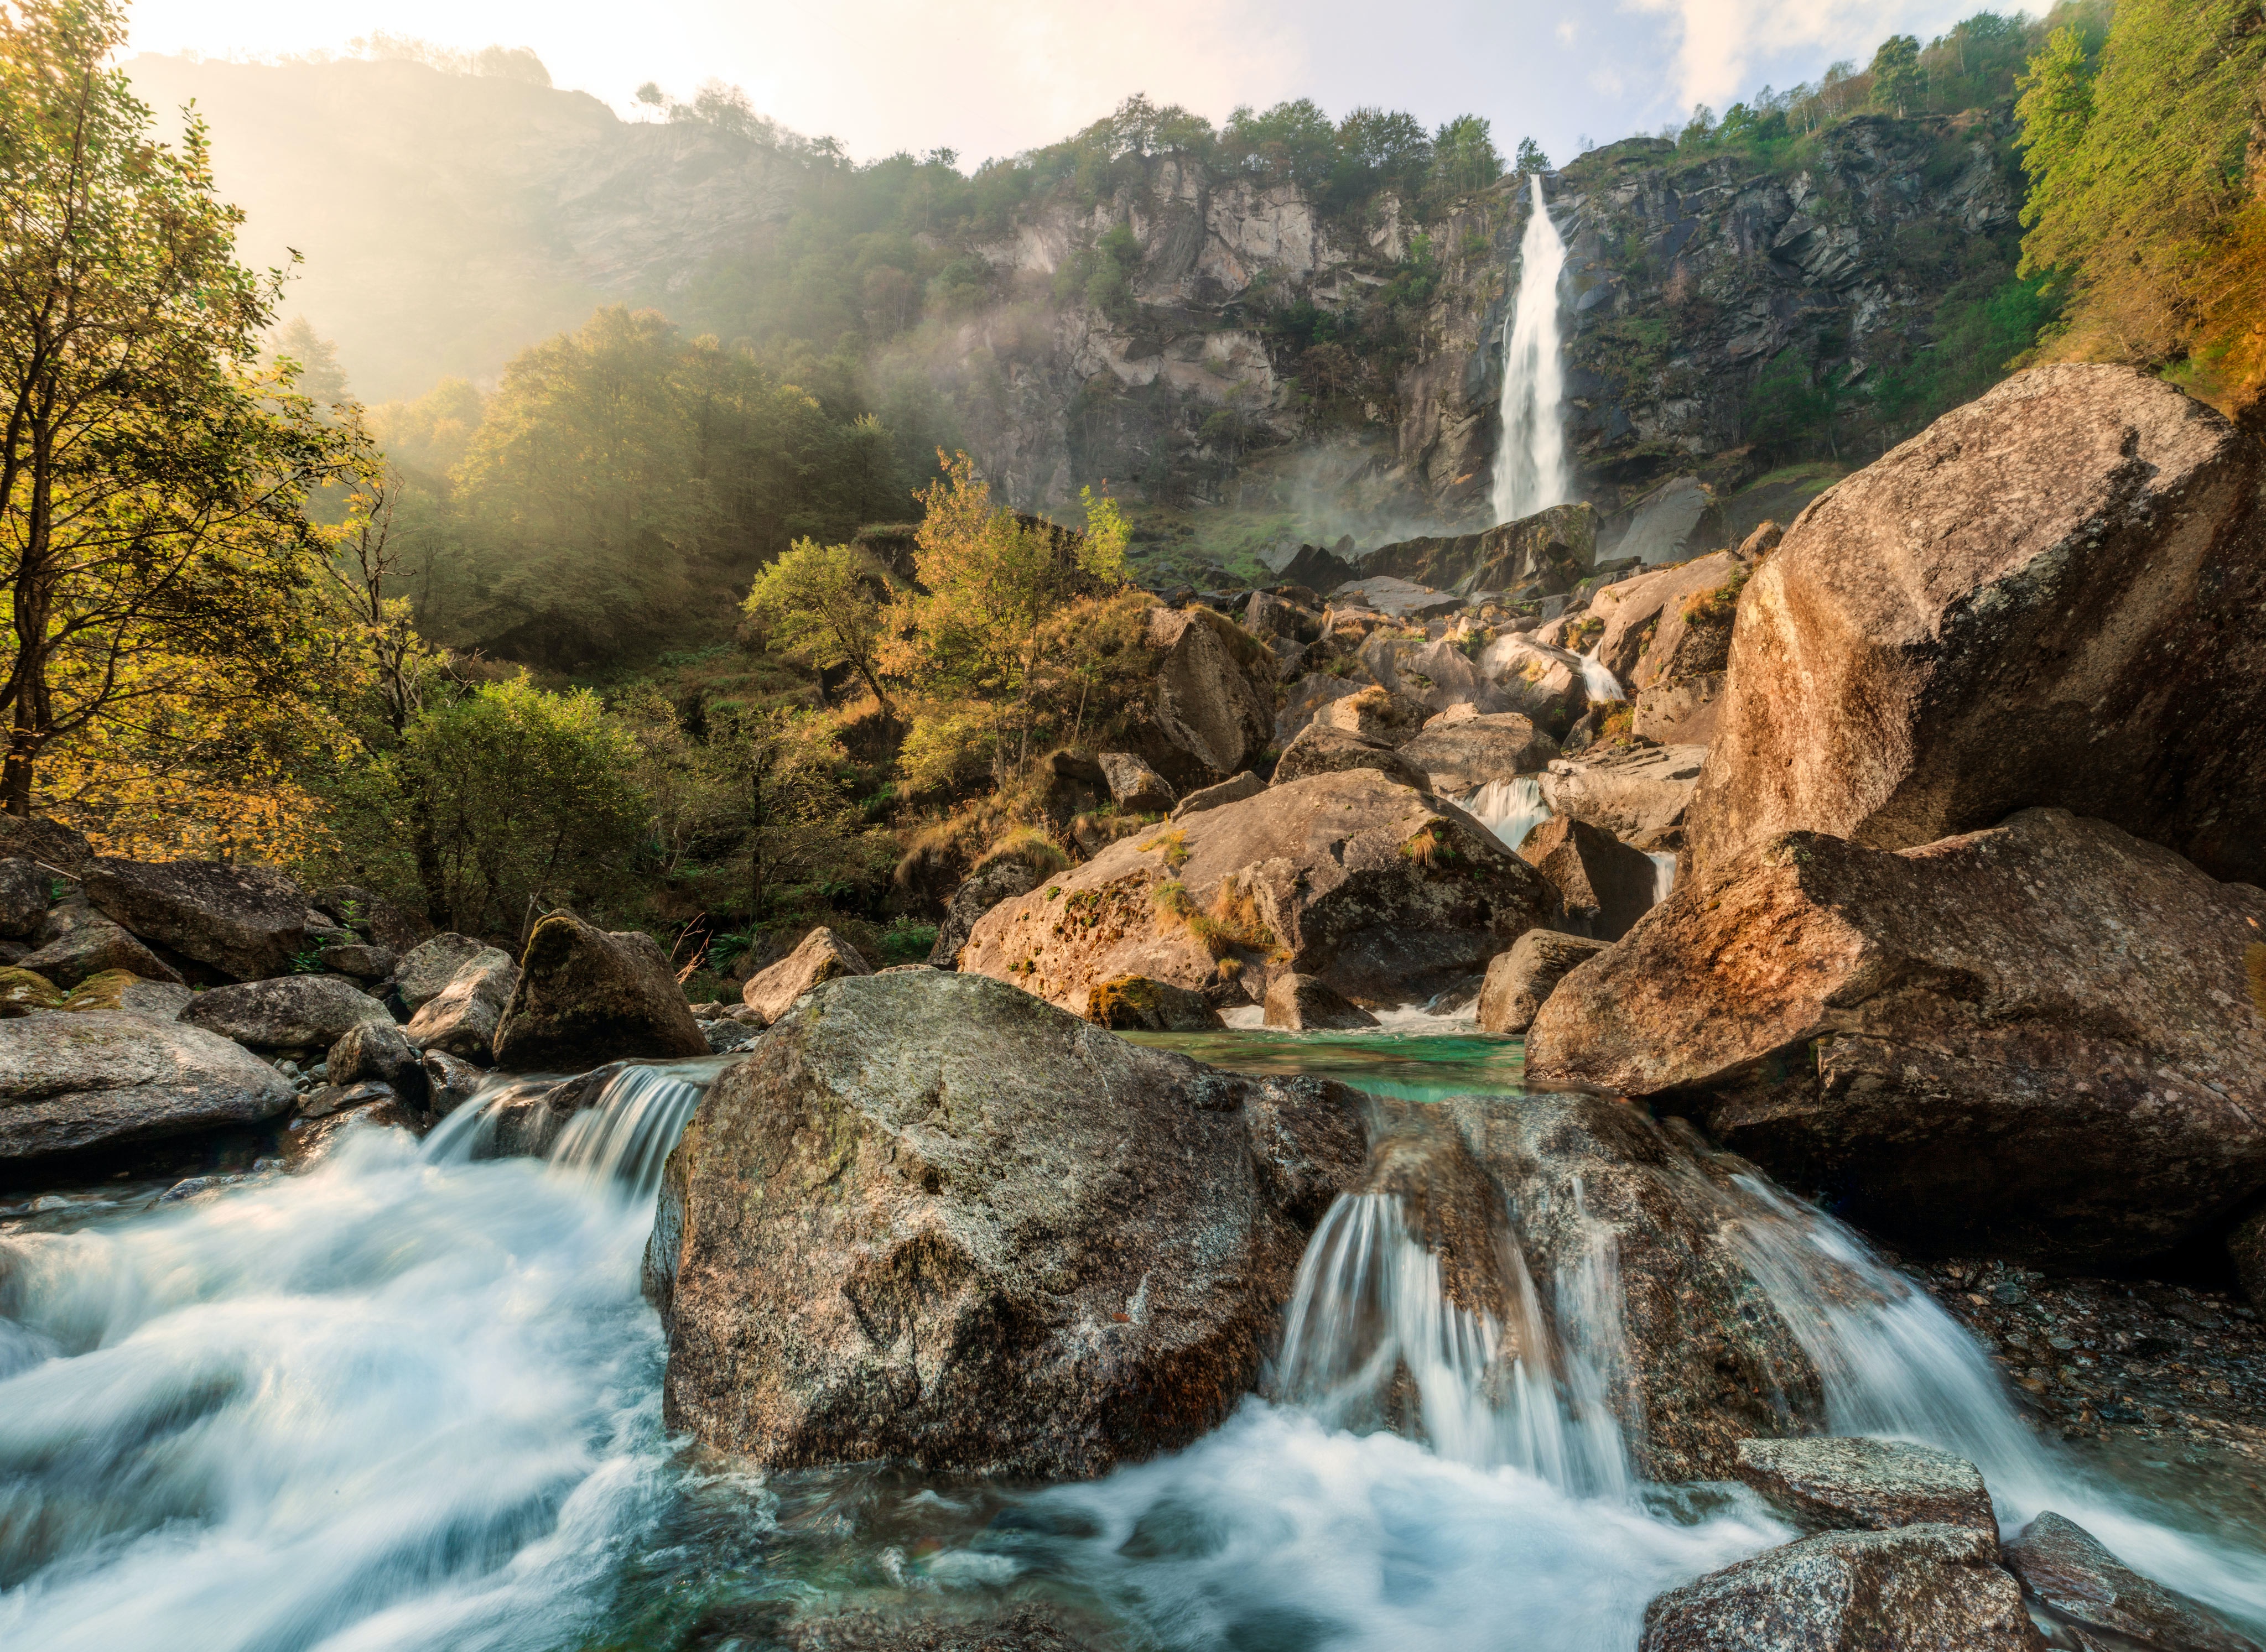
[1527,810,2266,1264]
[929,861,1042,969]
[181,974,392,1051]
[1470,635,1589,733]
[403,950,518,1061]
[1396,711,1558,791]
[0,1010,295,1159]
[1517,815,1660,941]
[80,857,313,982]
[1686,366,2266,887]
[1097,751,1176,814]
[1145,606,1273,777]
[0,858,46,937]
[1262,972,1377,1030]
[1170,770,1265,820]
[651,971,1366,1477]
[1542,745,1707,841]
[1639,1525,2041,1652]
[491,913,709,1070]
[1275,671,1362,747]
[741,925,873,1023]
[1732,1437,1996,1534]
[961,769,1555,1011]
[1085,973,1223,1031]
[394,933,510,1012]
[2001,1513,2262,1652]
[1271,722,1431,791]
[1476,930,1609,1035]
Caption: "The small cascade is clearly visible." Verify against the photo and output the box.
[1491,173,1572,524]
[424,1057,722,1203]
[1456,775,1552,851]
[1647,852,1676,904]
[1578,646,1625,703]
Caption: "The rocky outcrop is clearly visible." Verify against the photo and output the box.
[80,857,314,982]
[1356,503,1597,595]
[1145,606,1274,778]
[181,974,392,1051]
[929,861,1042,969]
[1475,930,1608,1035]
[1542,744,1706,842]
[1275,672,1362,747]
[2002,1513,2262,1652]
[1686,367,2266,887]
[1517,815,1659,941]
[491,913,708,1070]
[403,949,518,1061]
[1396,709,1557,791]
[1262,972,1377,1030]
[651,971,1366,1477]
[1527,810,2266,1264]
[1732,1437,1995,1534]
[0,1010,294,1159]
[1587,550,1742,687]
[961,769,1554,1010]
[1085,973,1223,1031]
[1098,751,1175,814]
[1270,722,1431,791]
[1639,1525,2041,1652]
[1469,635,1589,734]
[741,925,872,1023]
[1357,634,1511,717]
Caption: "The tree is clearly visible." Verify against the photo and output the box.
[0,0,354,829]
[1430,114,1502,197]
[705,701,866,920]
[1870,34,1924,116]
[1514,137,1550,174]
[741,538,897,724]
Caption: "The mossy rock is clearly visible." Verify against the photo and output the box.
[0,965,64,1017]
[1085,973,1222,1032]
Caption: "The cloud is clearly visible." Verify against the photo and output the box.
[1619,0,1978,112]
[1556,18,1580,45]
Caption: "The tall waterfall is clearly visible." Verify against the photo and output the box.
[1490,171,1572,525]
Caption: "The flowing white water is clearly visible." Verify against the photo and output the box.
[1456,775,1552,851]
[1578,646,1625,703]
[1646,852,1676,904]
[1490,172,1573,525]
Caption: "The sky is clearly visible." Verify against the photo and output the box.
[128,0,2016,167]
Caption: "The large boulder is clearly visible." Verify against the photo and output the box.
[1396,708,1558,792]
[0,858,47,938]
[1169,771,1265,820]
[403,950,518,1061]
[960,769,1556,1012]
[1357,634,1510,716]
[1528,809,2266,1264]
[1271,722,1431,791]
[1275,671,1362,747]
[649,971,1366,1477]
[181,974,392,1052]
[2001,1512,2263,1652]
[491,913,709,1070]
[1541,746,1708,841]
[279,1097,421,1172]
[1686,366,2266,887]
[741,926,872,1023]
[80,857,313,982]
[16,913,181,989]
[1587,550,1743,688]
[1517,815,1660,941]
[393,933,509,1013]
[1475,930,1608,1035]
[1262,972,1377,1030]
[1732,1437,1995,1534]
[0,812,93,874]
[328,1018,426,1103]
[61,970,192,1019]
[1639,1525,2041,1652]
[1470,634,1589,732]
[309,883,431,954]
[0,1010,294,1159]
[929,861,1041,969]
[1085,973,1223,1031]
[1317,684,1432,746]
[1097,752,1176,814]
[1145,606,1274,777]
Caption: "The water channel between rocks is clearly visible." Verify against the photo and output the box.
[2,1030,2262,1652]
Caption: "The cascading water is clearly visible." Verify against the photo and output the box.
[1578,647,1625,703]
[1456,775,1552,851]
[1491,172,1573,525]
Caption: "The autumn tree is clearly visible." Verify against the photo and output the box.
[740,538,897,724]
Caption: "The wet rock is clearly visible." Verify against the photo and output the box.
[393,933,511,1013]
[181,974,392,1052]
[753,1602,1108,1651]
[281,1096,420,1170]
[652,970,1367,1476]
[962,769,1554,1012]
[2002,1512,2263,1652]
[1396,710,1559,791]
[1639,1524,2042,1651]
[1263,971,1378,1030]
[0,1009,294,1159]
[0,966,65,1017]
[1527,809,2266,1264]
[930,861,1042,970]
[1271,722,1432,791]
[1517,815,1660,941]
[297,1078,398,1119]
[1086,972,1224,1031]
[1318,683,1432,746]
[420,1047,486,1116]
[1687,366,2266,887]
[60,970,192,1019]
[1475,930,1608,1035]
[1733,1436,1996,1533]
[741,925,872,1023]
[0,858,47,938]
[1541,744,1707,840]
[316,941,394,982]
[1146,606,1274,777]
[1098,752,1176,814]
[492,913,709,1070]
[80,857,313,982]
[403,950,518,1062]
[16,914,183,989]
[1170,770,1266,820]
[328,1019,425,1102]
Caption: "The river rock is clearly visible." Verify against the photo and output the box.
[491,913,709,1070]
[1396,710,1559,791]
[0,858,46,937]
[80,857,313,982]
[316,941,394,982]
[1475,930,1608,1035]
[1146,606,1274,777]
[297,1078,398,1119]
[742,925,872,1023]
[421,1047,486,1116]
[1271,722,1432,791]
[649,970,1366,1477]
[181,974,392,1052]
[1086,973,1223,1031]
[1686,366,2266,886]
[0,1010,294,1159]
[1639,1525,2041,1652]
[930,861,1042,969]
[1318,684,1432,746]
[281,1097,420,1171]
[16,914,182,989]
[0,965,65,1016]
[1517,815,1660,941]
[1263,972,1377,1030]
[1588,550,1742,687]
[1541,745,1707,840]
[962,769,1555,1011]
[1470,634,1589,732]
[1733,1437,1995,1533]
[403,950,518,1061]
[1170,770,1266,820]
[393,933,510,1013]
[328,1018,425,1101]
[1098,752,1176,814]
[61,970,192,1019]
[2001,1512,2262,1652]
[1527,809,2266,1264]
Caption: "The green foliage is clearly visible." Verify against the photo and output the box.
[1744,349,1839,457]
[879,918,938,962]
[741,539,897,718]
[1869,274,2060,431]
[1870,34,1925,115]
[1430,114,1503,198]
[1514,137,1550,174]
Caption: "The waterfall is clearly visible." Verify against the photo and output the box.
[1456,775,1552,851]
[1647,852,1676,904]
[1578,646,1625,703]
[1490,173,1572,525]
